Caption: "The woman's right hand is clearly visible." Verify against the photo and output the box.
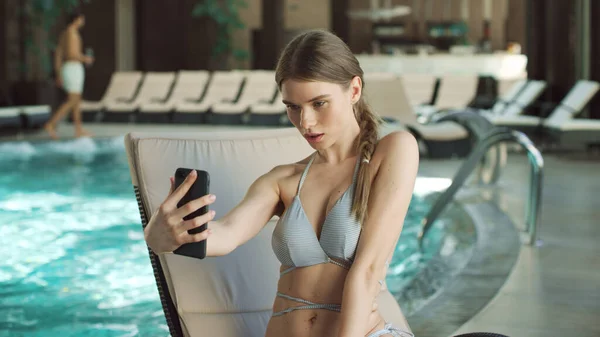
[144,170,217,255]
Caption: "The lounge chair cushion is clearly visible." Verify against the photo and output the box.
[21,105,50,115]
[125,128,411,337]
[0,107,20,117]
[410,121,469,141]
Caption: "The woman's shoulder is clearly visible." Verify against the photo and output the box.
[377,130,417,150]
[263,154,314,181]
[373,130,418,162]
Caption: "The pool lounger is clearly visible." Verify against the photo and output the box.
[137,71,211,124]
[414,74,479,117]
[21,105,51,128]
[0,107,22,132]
[82,71,144,122]
[104,72,176,123]
[123,128,413,337]
[210,70,277,125]
[491,80,599,136]
[173,71,246,124]
[363,73,474,159]
[249,90,287,126]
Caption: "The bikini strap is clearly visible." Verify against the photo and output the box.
[298,154,360,193]
[297,153,317,194]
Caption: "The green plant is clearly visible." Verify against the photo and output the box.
[20,0,90,80]
[192,0,249,68]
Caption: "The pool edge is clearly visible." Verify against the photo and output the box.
[407,195,521,337]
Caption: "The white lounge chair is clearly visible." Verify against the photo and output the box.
[478,79,529,118]
[124,128,412,337]
[248,90,287,126]
[480,80,547,121]
[210,70,277,124]
[362,73,473,158]
[545,119,600,147]
[21,105,52,128]
[400,74,437,107]
[492,80,600,136]
[415,75,479,118]
[538,81,600,146]
[173,71,246,124]
[0,104,52,132]
[498,78,526,99]
[0,107,22,133]
[81,71,143,122]
[428,79,531,123]
[104,72,176,123]
[137,71,211,123]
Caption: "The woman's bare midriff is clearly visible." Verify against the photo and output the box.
[265,263,388,337]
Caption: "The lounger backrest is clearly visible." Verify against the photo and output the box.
[167,71,210,104]
[498,78,526,98]
[250,90,284,112]
[400,74,437,106]
[133,72,176,104]
[490,79,528,114]
[236,71,277,104]
[101,71,143,103]
[545,80,600,127]
[362,73,418,125]
[124,128,412,337]
[201,71,246,105]
[268,90,283,106]
[125,129,311,337]
[433,75,479,109]
[502,80,546,116]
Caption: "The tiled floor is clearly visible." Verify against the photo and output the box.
[419,151,600,337]
[2,123,599,337]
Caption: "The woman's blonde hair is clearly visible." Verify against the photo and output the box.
[275,29,382,225]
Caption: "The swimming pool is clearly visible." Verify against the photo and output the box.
[0,137,465,337]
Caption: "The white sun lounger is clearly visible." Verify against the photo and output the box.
[492,80,600,136]
[173,71,246,124]
[81,71,143,122]
[400,74,437,107]
[210,70,277,124]
[0,107,22,132]
[480,80,547,121]
[21,105,52,128]
[415,75,479,118]
[104,72,176,123]
[136,71,210,123]
[362,73,473,158]
[248,90,287,126]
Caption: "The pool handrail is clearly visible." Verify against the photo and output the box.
[419,127,544,246]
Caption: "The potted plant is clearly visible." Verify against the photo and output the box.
[192,0,249,70]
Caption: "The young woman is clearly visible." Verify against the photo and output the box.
[144,30,419,337]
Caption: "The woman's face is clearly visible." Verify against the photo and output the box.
[281,77,362,149]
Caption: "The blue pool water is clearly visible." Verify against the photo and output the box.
[0,137,447,337]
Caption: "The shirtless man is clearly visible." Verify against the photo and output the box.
[44,10,94,139]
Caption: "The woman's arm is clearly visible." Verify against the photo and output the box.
[206,166,286,256]
[145,165,286,257]
[338,131,419,337]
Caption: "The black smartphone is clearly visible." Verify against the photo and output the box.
[172,168,210,260]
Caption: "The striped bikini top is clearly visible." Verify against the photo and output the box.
[271,154,362,275]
